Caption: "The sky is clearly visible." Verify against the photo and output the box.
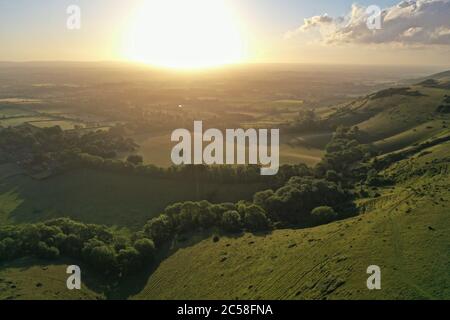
[0,0,449,67]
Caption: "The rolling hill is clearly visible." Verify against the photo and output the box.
[1,72,449,300]
[131,138,450,300]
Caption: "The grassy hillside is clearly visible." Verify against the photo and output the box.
[326,85,449,151]
[131,141,450,300]
[1,132,448,300]
[0,169,265,229]
[1,77,449,300]
[0,258,103,300]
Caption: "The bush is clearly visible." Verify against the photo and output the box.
[144,215,173,245]
[0,238,18,260]
[36,241,60,259]
[310,206,338,225]
[134,238,155,260]
[326,170,340,183]
[127,154,143,165]
[82,239,117,273]
[221,210,242,232]
[117,247,142,275]
[243,204,270,231]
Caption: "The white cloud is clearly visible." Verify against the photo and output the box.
[286,0,450,46]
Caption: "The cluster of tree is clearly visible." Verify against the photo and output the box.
[0,125,372,278]
[315,126,374,177]
[0,219,155,278]
[143,200,272,246]
[71,154,313,186]
[369,87,424,100]
[0,175,348,277]
[253,176,349,225]
[436,95,450,113]
[0,125,136,172]
[371,134,450,172]
[142,175,348,246]
[284,109,332,133]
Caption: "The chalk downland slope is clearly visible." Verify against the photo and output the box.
[132,140,450,300]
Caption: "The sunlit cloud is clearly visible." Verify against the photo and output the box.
[286,0,450,46]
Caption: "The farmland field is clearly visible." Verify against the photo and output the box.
[0,169,266,229]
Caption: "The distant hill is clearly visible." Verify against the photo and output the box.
[324,78,450,153]
[424,70,450,82]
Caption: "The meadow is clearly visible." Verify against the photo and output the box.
[0,169,265,229]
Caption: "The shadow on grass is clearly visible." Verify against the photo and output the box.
[107,228,272,299]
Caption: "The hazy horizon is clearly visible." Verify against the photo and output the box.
[1,0,449,68]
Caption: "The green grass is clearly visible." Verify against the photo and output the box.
[2,83,450,300]
[374,120,449,153]
[0,169,265,229]
[0,116,53,127]
[2,135,448,300]
[130,141,450,300]
[132,131,326,167]
[29,120,85,130]
[0,107,36,118]
[0,258,103,300]
[326,86,450,147]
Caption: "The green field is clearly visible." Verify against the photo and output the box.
[0,169,266,229]
[0,258,102,300]
[1,139,448,300]
[131,140,450,300]
[132,132,326,168]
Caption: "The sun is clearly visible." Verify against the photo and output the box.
[124,0,246,69]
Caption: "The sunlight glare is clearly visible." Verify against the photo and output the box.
[124,0,246,69]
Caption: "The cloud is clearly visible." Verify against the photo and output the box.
[286,0,450,46]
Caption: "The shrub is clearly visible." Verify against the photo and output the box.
[127,154,143,165]
[117,247,142,275]
[134,238,156,260]
[243,204,270,231]
[221,210,242,232]
[36,241,60,259]
[310,206,338,225]
[326,170,340,183]
[82,239,117,272]
[144,215,173,245]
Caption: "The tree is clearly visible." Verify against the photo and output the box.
[134,238,156,261]
[253,189,274,209]
[310,206,338,225]
[117,247,142,275]
[82,239,117,273]
[36,241,60,259]
[221,210,242,232]
[127,154,143,165]
[326,170,340,183]
[144,215,173,245]
[243,204,270,231]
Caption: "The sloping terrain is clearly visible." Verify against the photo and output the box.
[0,258,102,300]
[1,75,449,300]
[0,169,264,229]
[326,80,450,154]
[131,140,450,300]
